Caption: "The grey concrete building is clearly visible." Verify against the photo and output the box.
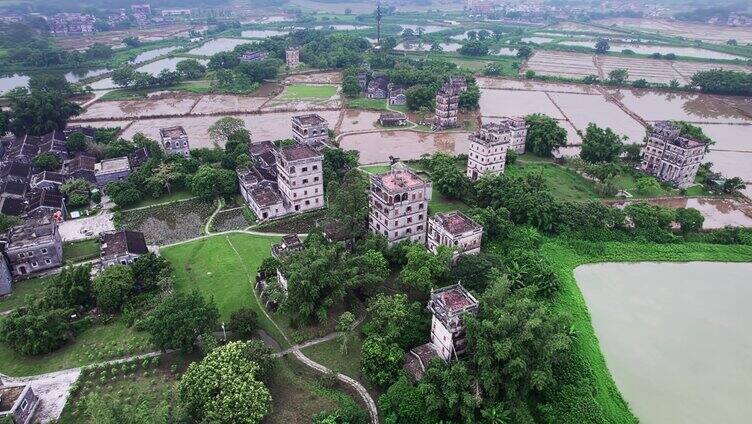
[95,157,131,186]
[368,164,432,245]
[427,211,483,261]
[640,121,707,188]
[291,114,329,147]
[159,126,191,158]
[434,82,460,130]
[1,217,63,277]
[466,122,512,181]
[100,230,149,267]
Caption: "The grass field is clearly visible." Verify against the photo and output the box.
[507,161,601,202]
[346,97,388,111]
[160,233,286,344]
[63,239,100,264]
[541,241,752,423]
[360,165,391,174]
[279,84,338,101]
[0,320,150,377]
[429,186,470,214]
[100,81,213,101]
[0,276,49,313]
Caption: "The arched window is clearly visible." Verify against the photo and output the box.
[401,193,408,201]
[393,195,400,203]
[165,141,171,148]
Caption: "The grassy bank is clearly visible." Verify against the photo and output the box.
[542,240,752,423]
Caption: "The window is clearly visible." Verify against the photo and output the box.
[314,177,319,182]
[18,253,25,258]
[41,248,47,254]
[302,178,308,184]
[304,190,308,195]
[31,261,38,268]
[45,259,51,264]
[302,167,308,172]
[419,203,424,209]
[305,200,310,205]
[290,166,296,173]
[28,251,33,257]
[20,400,28,411]
[313,165,318,170]
[417,225,423,230]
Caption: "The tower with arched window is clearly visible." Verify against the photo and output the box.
[368,164,432,245]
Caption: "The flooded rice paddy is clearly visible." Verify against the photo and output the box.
[132,46,181,64]
[575,262,752,424]
[64,68,110,83]
[596,18,752,44]
[547,92,646,143]
[612,197,752,228]
[241,29,290,38]
[397,24,448,34]
[188,38,252,56]
[339,131,470,164]
[0,74,30,94]
[520,36,555,44]
[558,41,745,60]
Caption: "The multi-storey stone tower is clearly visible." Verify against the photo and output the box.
[640,121,706,188]
[276,145,325,213]
[466,122,511,181]
[285,47,300,68]
[434,82,460,130]
[428,283,478,361]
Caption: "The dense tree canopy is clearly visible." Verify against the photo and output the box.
[524,114,567,157]
[580,123,625,163]
[142,290,219,352]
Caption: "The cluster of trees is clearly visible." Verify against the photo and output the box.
[386,58,481,111]
[0,253,174,356]
[1,75,82,136]
[690,69,752,96]
[106,117,252,207]
[207,44,282,93]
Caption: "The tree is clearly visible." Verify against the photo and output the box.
[326,169,369,239]
[635,176,661,194]
[0,214,22,232]
[459,40,489,56]
[0,110,8,135]
[0,308,72,355]
[323,148,359,185]
[727,39,738,46]
[66,132,87,152]
[92,265,134,313]
[131,253,172,292]
[466,278,571,403]
[191,165,237,197]
[580,123,624,163]
[107,180,142,207]
[399,244,451,292]
[524,114,567,157]
[6,88,82,135]
[450,253,503,294]
[595,38,610,54]
[229,308,259,338]
[111,64,137,88]
[361,335,405,387]
[336,311,355,354]
[143,290,219,352]
[676,207,704,233]
[123,36,141,47]
[405,84,435,111]
[607,68,629,84]
[61,178,91,208]
[430,42,443,52]
[516,45,532,59]
[632,78,649,88]
[147,163,181,196]
[32,152,59,171]
[208,51,240,70]
[179,341,271,424]
[176,59,207,79]
[723,177,746,194]
[342,75,361,98]
[363,293,426,349]
[208,117,246,145]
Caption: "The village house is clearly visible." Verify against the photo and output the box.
[498,116,528,154]
[641,121,707,188]
[239,142,325,221]
[100,230,149,268]
[0,255,12,296]
[47,13,97,37]
[0,180,28,217]
[366,75,389,99]
[434,82,460,130]
[129,147,152,169]
[285,47,300,68]
[369,163,432,245]
[63,125,97,143]
[5,131,67,165]
[427,211,483,261]
[159,126,190,158]
[356,72,368,91]
[131,4,152,14]
[25,188,66,220]
[291,114,329,148]
[466,122,512,181]
[404,283,479,380]
[240,50,270,62]
[161,9,191,17]
[378,112,407,127]
[276,145,325,213]
[388,84,406,106]
[1,217,63,277]
[0,383,39,424]
[95,157,131,186]
[63,154,97,184]
[30,171,66,191]
[0,162,32,184]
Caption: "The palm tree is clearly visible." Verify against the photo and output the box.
[481,404,512,424]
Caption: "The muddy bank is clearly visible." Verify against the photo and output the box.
[284,71,342,85]
[78,95,199,120]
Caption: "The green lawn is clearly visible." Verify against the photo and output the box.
[160,233,287,346]
[507,161,600,202]
[0,276,49,313]
[120,189,195,211]
[63,239,101,264]
[429,186,470,214]
[0,320,151,377]
[360,165,391,174]
[279,84,338,101]
[346,97,388,111]
[100,81,213,101]
[541,241,752,424]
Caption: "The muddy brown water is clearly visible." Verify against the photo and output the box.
[575,262,752,424]
[610,89,752,124]
[611,197,752,229]
[547,92,647,143]
[339,131,470,164]
[339,110,382,133]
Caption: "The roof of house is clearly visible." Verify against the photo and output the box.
[129,147,151,168]
[66,154,97,172]
[293,114,328,127]
[430,283,478,315]
[0,180,28,197]
[41,130,67,143]
[372,168,427,192]
[249,184,284,207]
[64,125,97,138]
[0,161,32,180]
[101,230,149,258]
[249,140,276,156]
[3,216,57,249]
[31,171,66,186]
[379,112,406,121]
[0,197,26,216]
[279,145,322,162]
[26,188,65,212]
[96,157,131,174]
[159,126,187,139]
[432,211,482,236]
